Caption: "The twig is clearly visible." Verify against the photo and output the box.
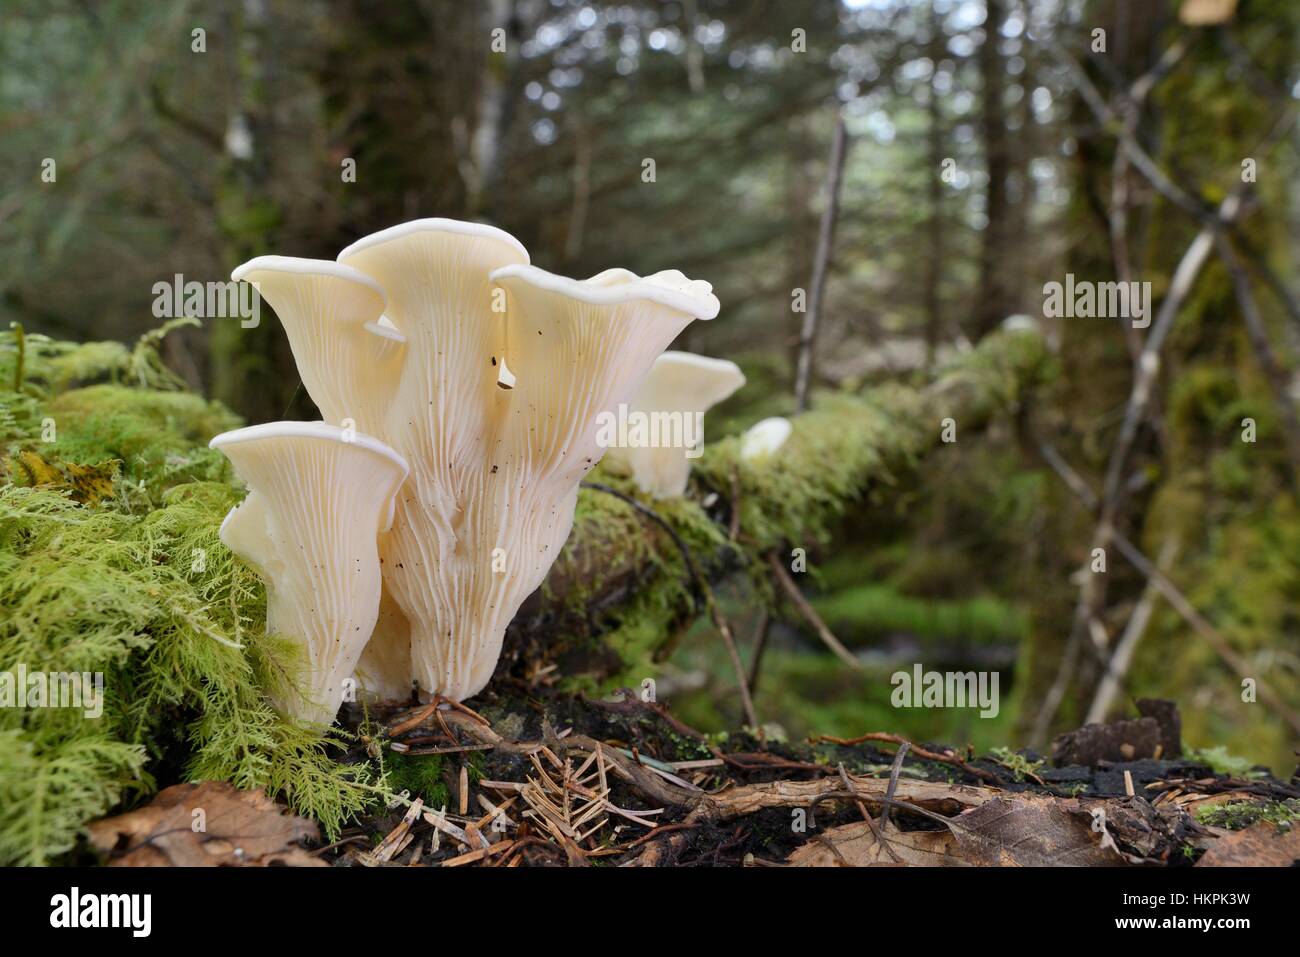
[389,742,492,756]
[1049,39,1208,223]
[746,608,772,695]
[441,840,515,868]
[1085,537,1179,724]
[388,698,441,737]
[769,552,861,670]
[879,741,910,833]
[811,730,1002,784]
[372,798,424,862]
[443,698,492,726]
[794,115,850,414]
[627,822,697,848]
[591,691,712,743]
[705,589,760,731]
[1230,229,1300,328]
[838,763,901,863]
[627,770,996,866]
[1106,38,1189,362]
[579,481,702,601]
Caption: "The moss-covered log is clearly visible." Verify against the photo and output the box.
[501,327,1053,687]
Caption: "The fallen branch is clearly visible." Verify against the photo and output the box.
[505,328,1051,677]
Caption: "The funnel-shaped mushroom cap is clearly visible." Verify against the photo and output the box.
[231,257,399,434]
[604,351,746,498]
[515,267,721,319]
[488,265,719,483]
[337,219,530,484]
[211,422,409,726]
[740,416,793,462]
[373,259,719,703]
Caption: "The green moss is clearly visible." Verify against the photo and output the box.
[988,746,1044,782]
[546,475,735,685]
[1195,799,1300,831]
[383,752,449,807]
[31,385,237,501]
[694,328,1050,554]
[0,324,386,864]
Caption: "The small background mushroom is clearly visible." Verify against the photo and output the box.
[603,350,746,498]
[740,416,793,462]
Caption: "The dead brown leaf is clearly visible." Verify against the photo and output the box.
[86,781,325,867]
[1196,821,1300,867]
[788,821,961,867]
[950,796,1128,866]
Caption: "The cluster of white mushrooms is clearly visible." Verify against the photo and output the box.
[210,218,791,725]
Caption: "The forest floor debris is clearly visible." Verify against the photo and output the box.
[266,692,1300,867]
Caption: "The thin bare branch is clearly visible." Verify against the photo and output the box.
[769,552,861,670]
[794,115,850,414]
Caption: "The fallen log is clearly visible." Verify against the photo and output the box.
[500,328,1053,683]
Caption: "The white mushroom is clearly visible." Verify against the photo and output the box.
[354,586,415,704]
[231,257,400,434]
[603,351,746,498]
[373,255,716,701]
[210,422,409,726]
[740,416,794,462]
[237,218,720,704]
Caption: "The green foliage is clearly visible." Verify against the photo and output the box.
[0,327,385,865]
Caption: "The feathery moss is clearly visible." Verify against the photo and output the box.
[0,324,385,865]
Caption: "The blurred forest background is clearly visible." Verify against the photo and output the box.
[2,0,1297,771]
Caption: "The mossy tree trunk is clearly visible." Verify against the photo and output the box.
[1018,0,1298,761]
